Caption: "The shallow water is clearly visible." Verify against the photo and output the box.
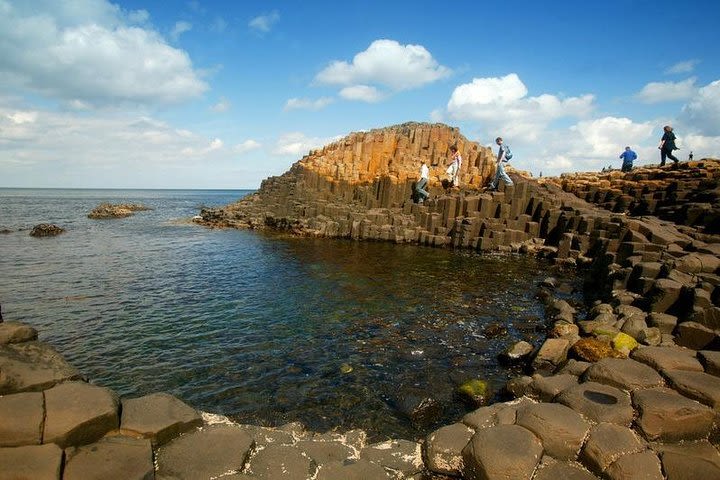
[0,188,582,440]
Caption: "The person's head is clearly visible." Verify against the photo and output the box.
[420,159,426,165]
[664,125,672,132]
[495,137,503,145]
[449,145,458,154]
[625,146,631,151]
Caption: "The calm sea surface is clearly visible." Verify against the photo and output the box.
[0,188,582,440]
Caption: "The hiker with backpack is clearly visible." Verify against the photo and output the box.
[488,137,514,191]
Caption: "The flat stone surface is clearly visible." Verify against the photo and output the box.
[532,338,570,373]
[461,425,542,480]
[533,461,599,480]
[515,402,589,460]
[605,450,663,480]
[556,382,634,426]
[63,436,153,480]
[0,391,43,446]
[0,443,63,480]
[647,313,678,334]
[360,439,423,476]
[581,423,645,474]
[699,349,720,376]
[245,444,315,479]
[529,373,579,401]
[315,459,391,480]
[675,321,718,350]
[558,359,592,377]
[295,439,355,466]
[583,357,664,391]
[43,381,119,448]
[156,424,254,480]
[235,424,299,446]
[664,369,720,409]
[462,399,532,430]
[0,321,38,344]
[0,341,81,394]
[120,392,202,446]
[424,422,474,476]
[633,387,715,441]
[630,346,704,373]
[657,441,720,480]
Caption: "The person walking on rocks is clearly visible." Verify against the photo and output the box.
[659,125,680,166]
[488,137,514,191]
[619,146,637,172]
[446,145,462,188]
[415,159,430,203]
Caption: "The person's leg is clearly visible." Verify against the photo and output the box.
[666,150,679,163]
[489,165,501,190]
[416,178,429,201]
[498,163,513,186]
[660,150,667,166]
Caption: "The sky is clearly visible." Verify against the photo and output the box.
[1,0,719,189]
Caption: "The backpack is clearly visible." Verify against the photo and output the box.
[503,145,513,161]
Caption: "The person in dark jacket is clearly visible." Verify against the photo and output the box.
[619,146,637,172]
[659,125,680,166]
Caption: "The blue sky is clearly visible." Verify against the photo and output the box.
[1,0,719,188]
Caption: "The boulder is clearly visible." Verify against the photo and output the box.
[611,332,638,356]
[0,391,44,446]
[515,402,589,460]
[424,422,474,476]
[360,439,423,477]
[29,224,65,237]
[675,321,718,350]
[570,337,624,362]
[120,392,203,446]
[0,322,38,345]
[556,382,634,426]
[0,443,63,480]
[632,387,715,441]
[581,423,645,474]
[43,381,119,448]
[532,338,570,373]
[462,425,543,480]
[657,441,720,480]
[582,358,664,391]
[630,345,703,373]
[500,340,534,362]
[646,278,683,312]
[647,312,678,334]
[504,375,533,398]
[0,341,81,394]
[456,379,492,407]
[87,203,151,219]
[605,450,663,480]
[393,388,442,423]
[663,369,720,408]
[244,444,316,480]
[63,436,153,480]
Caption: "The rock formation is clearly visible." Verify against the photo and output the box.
[88,203,151,219]
[29,224,65,237]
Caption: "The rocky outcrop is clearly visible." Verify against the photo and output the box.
[30,224,65,237]
[88,203,151,219]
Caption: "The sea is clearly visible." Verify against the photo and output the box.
[0,188,583,440]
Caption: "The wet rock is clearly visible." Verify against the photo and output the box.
[316,459,391,480]
[630,345,703,373]
[295,439,354,466]
[532,338,570,374]
[0,391,44,446]
[237,424,298,446]
[456,379,491,407]
[0,341,81,394]
[570,338,623,362]
[632,387,715,442]
[0,321,38,345]
[556,382,634,426]
[657,441,720,480]
[120,392,202,447]
[29,223,65,237]
[528,373,579,402]
[675,321,718,350]
[245,444,315,479]
[424,422,474,476]
[581,423,645,474]
[500,340,533,363]
[664,369,720,408]
[547,299,577,318]
[360,439,423,477]
[550,321,580,339]
[63,436,153,480]
[605,450,663,480]
[393,388,442,423]
[582,358,664,391]
[503,375,533,399]
[88,203,151,219]
[43,381,119,448]
[515,402,590,460]
[156,424,254,480]
[541,277,558,290]
[483,322,508,338]
[462,425,542,480]
[0,443,63,480]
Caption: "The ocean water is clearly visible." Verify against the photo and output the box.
[0,188,582,440]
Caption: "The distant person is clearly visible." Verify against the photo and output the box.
[619,146,637,172]
[659,125,680,166]
[488,137,513,191]
[446,145,462,188]
[415,159,430,203]
[689,151,694,161]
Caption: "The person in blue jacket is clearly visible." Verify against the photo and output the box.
[619,146,637,172]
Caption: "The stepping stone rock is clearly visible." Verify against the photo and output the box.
[581,423,645,474]
[237,424,298,446]
[120,392,202,446]
[675,321,718,350]
[63,436,153,480]
[532,338,570,373]
[0,321,37,345]
[664,370,720,409]
[657,441,720,480]
[647,312,678,334]
[315,459,391,480]
[515,402,589,460]
[43,381,119,448]
[424,422,474,476]
[582,358,664,391]
[533,461,599,480]
[558,359,592,377]
[699,350,720,376]
[570,338,623,363]
[630,346,704,373]
[360,439,423,477]
[461,425,542,480]
[295,439,355,466]
[528,373,579,402]
[0,341,81,394]
[0,443,62,480]
[557,382,634,426]
[632,387,715,441]
[156,424,254,480]
[0,391,43,446]
[245,444,315,479]
[605,450,663,480]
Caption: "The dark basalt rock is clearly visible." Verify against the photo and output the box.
[29,224,65,237]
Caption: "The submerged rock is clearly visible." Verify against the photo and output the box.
[456,379,491,407]
[88,203,151,219]
[29,224,65,237]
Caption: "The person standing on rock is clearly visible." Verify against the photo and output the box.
[619,146,637,172]
[488,137,514,191]
[447,145,462,188]
[415,159,430,203]
[659,125,680,166]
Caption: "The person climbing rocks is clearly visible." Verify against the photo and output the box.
[446,145,462,189]
[415,159,430,203]
[659,125,680,166]
[619,146,637,172]
[488,137,513,191]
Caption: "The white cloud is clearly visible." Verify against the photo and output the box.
[171,21,192,40]
[271,132,341,157]
[284,97,334,111]
[210,97,231,113]
[0,0,207,107]
[315,39,451,91]
[665,59,700,75]
[249,10,279,33]
[636,77,697,104]
[233,139,262,154]
[681,79,720,136]
[429,108,444,123]
[339,85,383,103]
